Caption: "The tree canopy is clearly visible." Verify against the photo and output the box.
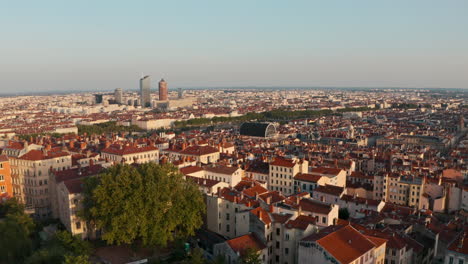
[77,121,143,136]
[82,163,205,247]
[0,198,35,264]
[24,230,92,264]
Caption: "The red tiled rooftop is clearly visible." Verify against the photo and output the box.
[270,157,296,168]
[303,225,376,264]
[102,145,158,156]
[285,215,316,230]
[20,149,70,161]
[179,165,204,175]
[314,184,344,196]
[180,145,219,156]
[294,173,322,183]
[299,198,332,215]
[226,233,266,256]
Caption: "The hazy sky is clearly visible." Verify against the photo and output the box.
[1,0,467,93]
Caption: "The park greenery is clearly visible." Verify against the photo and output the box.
[81,163,205,248]
[77,121,144,135]
[173,106,373,129]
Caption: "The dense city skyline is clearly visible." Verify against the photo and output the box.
[1,0,468,93]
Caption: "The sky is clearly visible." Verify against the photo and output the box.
[1,0,467,94]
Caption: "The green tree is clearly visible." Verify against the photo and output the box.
[209,255,226,264]
[64,254,91,264]
[0,199,35,264]
[188,247,206,264]
[82,163,205,247]
[239,248,261,264]
[24,230,92,264]
[339,208,350,220]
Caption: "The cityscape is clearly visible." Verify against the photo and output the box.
[1,1,468,264]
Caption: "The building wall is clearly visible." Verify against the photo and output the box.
[0,159,13,198]
[462,189,468,211]
[56,182,87,238]
[101,150,159,165]
[313,191,340,204]
[269,160,308,196]
[13,154,72,219]
[445,252,468,264]
[205,168,242,187]
[206,195,252,239]
[447,185,462,213]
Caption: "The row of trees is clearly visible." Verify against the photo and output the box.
[173,107,374,128]
[77,121,144,135]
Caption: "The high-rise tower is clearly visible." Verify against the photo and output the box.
[140,75,151,107]
[114,88,123,104]
[159,78,168,101]
[178,88,183,99]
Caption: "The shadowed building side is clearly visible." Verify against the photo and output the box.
[239,122,277,138]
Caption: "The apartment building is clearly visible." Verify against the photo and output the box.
[101,143,159,164]
[12,146,72,219]
[269,157,308,196]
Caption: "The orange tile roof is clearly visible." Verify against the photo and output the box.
[179,165,204,175]
[270,157,296,167]
[102,145,158,156]
[226,233,266,257]
[447,232,468,255]
[299,198,332,214]
[313,225,375,264]
[20,149,70,161]
[294,173,322,183]
[251,207,272,225]
[285,215,316,230]
[311,167,343,176]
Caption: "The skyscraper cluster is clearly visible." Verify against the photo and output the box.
[138,75,169,108]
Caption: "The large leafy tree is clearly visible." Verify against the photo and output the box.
[83,163,205,247]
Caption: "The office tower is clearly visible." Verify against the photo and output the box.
[159,78,168,101]
[178,88,183,99]
[140,75,151,108]
[114,88,123,104]
[94,94,103,104]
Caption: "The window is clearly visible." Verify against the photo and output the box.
[285,234,290,241]
[226,224,230,232]
[226,213,230,220]
[448,256,454,264]
[459,259,464,264]
[76,222,81,229]
[0,174,4,181]
[276,241,280,249]
[0,186,5,193]
[322,217,327,224]
[276,228,280,236]
[285,248,289,255]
